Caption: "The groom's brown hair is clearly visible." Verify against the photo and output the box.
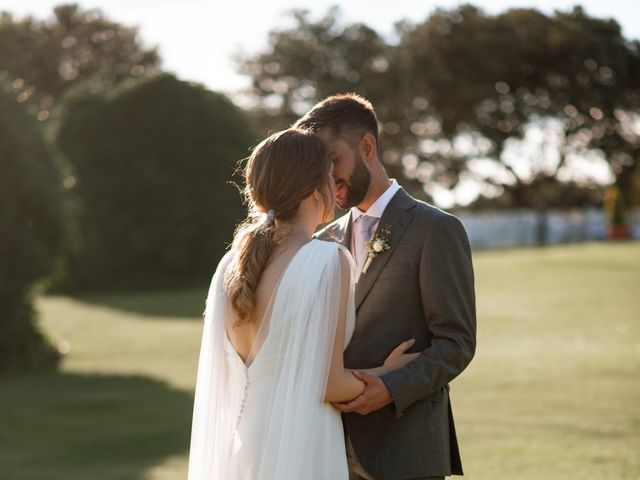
[294,93,379,151]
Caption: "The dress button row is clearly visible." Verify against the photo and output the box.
[234,372,250,431]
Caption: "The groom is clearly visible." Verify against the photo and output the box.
[297,94,476,480]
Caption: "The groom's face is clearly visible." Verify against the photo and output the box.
[319,130,371,210]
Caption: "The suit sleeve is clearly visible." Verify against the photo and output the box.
[380,214,476,419]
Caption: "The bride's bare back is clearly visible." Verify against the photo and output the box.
[225,239,310,365]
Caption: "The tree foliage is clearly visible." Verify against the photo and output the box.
[0,73,75,374]
[238,5,640,208]
[239,7,393,122]
[52,73,255,290]
[400,5,640,206]
[236,8,418,195]
[0,3,160,104]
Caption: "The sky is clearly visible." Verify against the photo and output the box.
[2,0,639,95]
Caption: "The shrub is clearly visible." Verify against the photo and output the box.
[0,73,75,374]
[52,73,255,290]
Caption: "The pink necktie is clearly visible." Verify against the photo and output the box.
[353,214,377,271]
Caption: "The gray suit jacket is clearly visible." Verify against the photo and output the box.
[315,187,476,479]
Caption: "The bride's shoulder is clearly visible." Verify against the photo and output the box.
[310,238,348,256]
[210,249,235,282]
[218,249,236,270]
[309,239,355,276]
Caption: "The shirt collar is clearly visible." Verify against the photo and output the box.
[351,179,400,222]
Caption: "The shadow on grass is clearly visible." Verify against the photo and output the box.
[0,371,194,480]
[69,287,208,319]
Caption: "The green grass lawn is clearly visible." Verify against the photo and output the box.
[1,242,639,479]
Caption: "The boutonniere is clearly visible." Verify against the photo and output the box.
[362,224,392,274]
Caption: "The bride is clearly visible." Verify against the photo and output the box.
[187,128,418,480]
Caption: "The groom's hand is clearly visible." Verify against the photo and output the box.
[332,371,392,415]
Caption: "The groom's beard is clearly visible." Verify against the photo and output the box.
[337,153,370,209]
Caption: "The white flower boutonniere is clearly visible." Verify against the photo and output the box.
[362,224,391,274]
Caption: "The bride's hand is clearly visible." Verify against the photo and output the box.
[383,339,420,372]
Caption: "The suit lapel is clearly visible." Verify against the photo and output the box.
[324,211,352,249]
[354,188,417,310]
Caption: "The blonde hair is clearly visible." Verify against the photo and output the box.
[224,128,333,325]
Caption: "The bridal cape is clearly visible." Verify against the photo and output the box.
[188,239,356,480]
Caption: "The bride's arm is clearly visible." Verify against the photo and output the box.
[356,341,420,377]
[324,250,366,403]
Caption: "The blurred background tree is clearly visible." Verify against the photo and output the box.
[238,5,640,220]
[0,73,76,374]
[235,7,421,196]
[0,3,160,105]
[398,5,640,209]
[51,73,254,291]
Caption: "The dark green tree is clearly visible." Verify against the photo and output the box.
[52,73,255,290]
[0,73,76,374]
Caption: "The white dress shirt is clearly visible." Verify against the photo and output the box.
[350,179,400,277]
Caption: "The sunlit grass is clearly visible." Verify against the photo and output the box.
[0,241,638,479]
[455,242,640,479]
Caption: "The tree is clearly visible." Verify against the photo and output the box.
[0,73,76,374]
[238,7,392,125]
[236,7,416,193]
[397,5,640,208]
[52,73,255,290]
[0,3,160,105]
[238,6,640,212]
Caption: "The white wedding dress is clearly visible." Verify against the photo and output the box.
[188,239,356,480]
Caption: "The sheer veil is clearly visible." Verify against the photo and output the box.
[187,239,355,480]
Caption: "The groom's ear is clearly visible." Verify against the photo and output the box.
[359,132,378,164]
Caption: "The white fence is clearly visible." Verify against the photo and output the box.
[455,208,640,249]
